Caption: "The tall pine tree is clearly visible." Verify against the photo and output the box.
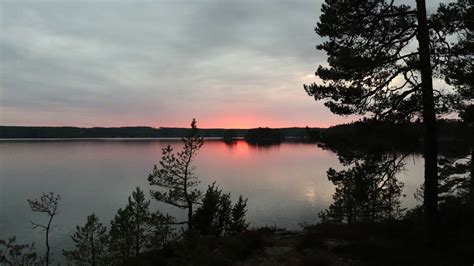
[303,0,470,242]
[148,119,204,230]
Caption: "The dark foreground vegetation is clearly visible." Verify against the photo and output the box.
[308,119,473,153]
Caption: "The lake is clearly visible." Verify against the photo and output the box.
[0,139,424,259]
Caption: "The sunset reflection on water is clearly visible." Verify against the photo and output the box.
[0,139,423,259]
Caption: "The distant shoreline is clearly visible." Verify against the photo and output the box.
[0,126,314,139]
[0,137,314,142]
[0,137,233,141]
[1,121,470,145]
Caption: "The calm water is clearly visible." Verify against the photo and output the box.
[0,139,423,259]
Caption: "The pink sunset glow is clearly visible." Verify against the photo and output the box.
[2,1,446,129]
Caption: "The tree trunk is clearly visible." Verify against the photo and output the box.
[184,154,193,231]
[416,0,439,245]
[45,215,53,266]
[188,203,193,230]
[45,227,50,266]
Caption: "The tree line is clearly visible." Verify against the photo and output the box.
[308,119,473,153]
[0,126,311,139]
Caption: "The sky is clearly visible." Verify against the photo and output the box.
[0,0,449,129]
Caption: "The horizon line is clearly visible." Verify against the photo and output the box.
[0,124,328,130]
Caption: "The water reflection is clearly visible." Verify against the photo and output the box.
[224,139,282,153]
[320,153,407,224]
[0,139,424,259]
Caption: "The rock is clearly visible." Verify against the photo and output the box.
[325,239,352,250]
[264,246,293,256]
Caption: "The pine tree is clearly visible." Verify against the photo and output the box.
[109,208,134,264]
[303,0,470,242]
[63,214,109,266]
[148,212,175,249]
[230,196,249,234]
[148,119,204,230]
[430,0,472,107]
[27,192,60,265]
[193,183,248,236]
[0,237,38,265]
[127,187,151,256]
[193,183,222,235]
[431,0,473,212]
[216,193,232,236]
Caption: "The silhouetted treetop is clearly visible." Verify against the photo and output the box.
[27,192,60,266]
[244,128,283,144]
[62,213,109,265]
[431,0,473,105]
[148,119,204,230]
[0,237,38,265]
[303,0,469,122]
[306,0,425,121]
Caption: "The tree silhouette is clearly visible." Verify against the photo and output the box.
[147,212,175,250]
[126,187,172,254]
[127,187,151,256]
[244,127,283,145]
[230,195,249,234]
[217,193,232,236]
[27,192,60,265]
[303,0,467,242]
[109,207,134,264]
[430,0,472,111]
[0,237,38,265]
[148,119,204,230]
[320,154,405,224]
[223,129,237,143]
[108,187,172,262]
[193,183,224,236]
[432,2,472,205]
[63,213,109,265]
[194,183,249,237]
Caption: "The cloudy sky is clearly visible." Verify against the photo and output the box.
[0,0,448,128]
